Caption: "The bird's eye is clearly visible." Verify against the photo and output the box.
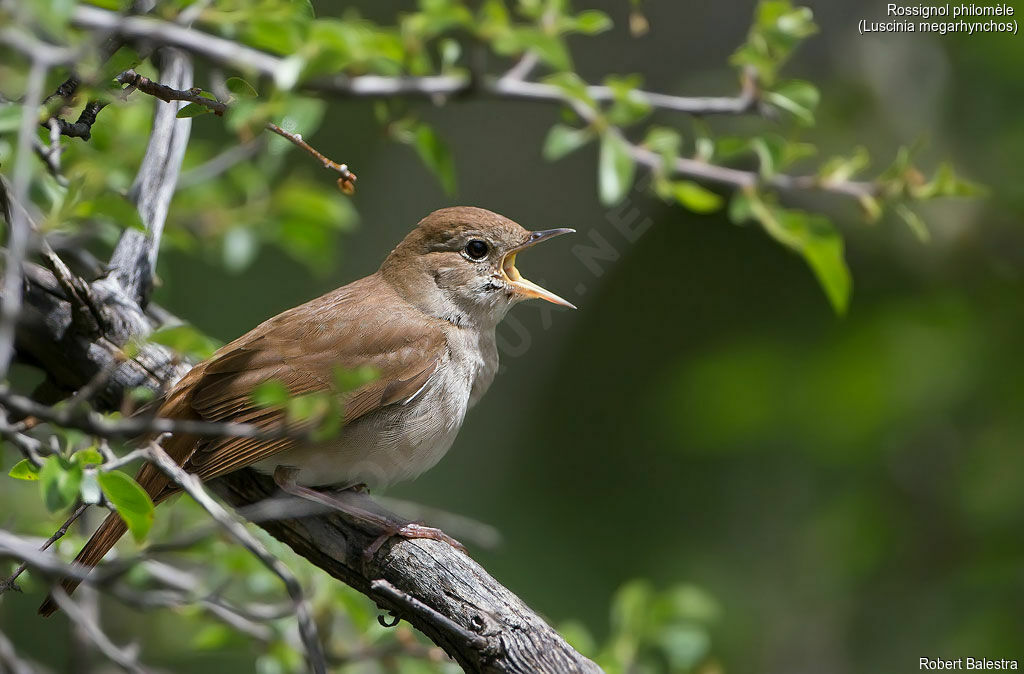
[465,240,489,259]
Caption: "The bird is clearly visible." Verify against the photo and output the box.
[38,206,574,616]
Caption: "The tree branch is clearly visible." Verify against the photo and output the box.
[212,471,602,672]
[0,385,296,442]
[51,100,108,140]
[68,4,875,203]
[70,6,756,117]
[104,48,193,308]
[142,442,326,674]
[0,59,46,382]
[114,71,357,192]
[47,587,151,674]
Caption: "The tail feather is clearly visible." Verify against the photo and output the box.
[38,511,128,617]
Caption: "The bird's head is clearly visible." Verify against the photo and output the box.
[381,207,575,327]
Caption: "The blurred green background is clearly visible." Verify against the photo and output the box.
[3,1,1023,672]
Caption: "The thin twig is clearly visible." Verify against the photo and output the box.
[0,628,40,674]
[51,100,109,140]
[0,27,78,66]
[1,179,108,333]
[32,120,69,185]
[176,138,264,190]
[0,59,46,382]
[265,123,357,193]
[116,69,227,114]
[0,386,297,442]
[48,587,152,674]
[0,503,89,594]
[112,72,357,193]
[0,414,48,465]
[142,443,327,674]
[370,579,489,651]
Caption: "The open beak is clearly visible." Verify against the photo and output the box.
[500,228,576,309]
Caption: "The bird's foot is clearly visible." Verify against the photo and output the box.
[364,522,466,560]
[272,467,465,559]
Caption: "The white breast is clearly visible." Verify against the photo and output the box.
[253,326,499,488]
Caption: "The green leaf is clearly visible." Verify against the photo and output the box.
[542,124,593,161]
[557,620,597,657]
[225,99,269,134]
[658,624,711,670]
[573,10,613,35]
[750,136,785,177]
[288,392,332,422]
[499,28,571,71]
[128,386,156,405]
[644,126,682,172]
[439,38,462,71]
[819,146,870,184]
[223,227,259,273]
[666,181,724,214]
[765,79,819,125]
[226,77,259,99]
[604,74,651,126]
[176,103,212,119]
[728,191,755,225]
[0,104,22,134]
[267,179,356,273]
[749,200,852,314]
[252,380,290,407]
[731,1,818,84]
[80,472,102,505]
[610,579,653,636]
[148,324,221,361]
[797,219,851,315]
[913,161,987,199]
[412,123,457,195]
[8,458,40,481]
[896,203,930,242]
[288,392,343,440]
[192,624,235,651]
[84,0,131,8]
[39,456,83,512]
[75,192,146,231]
[692,119,715,163]
[23,0,75,38]
[274,98,326,145]
[98,470,154,541]
[859,194,883,223]
[332,365,378,392]
[99,45,141,84]
[598,132,636,206]
[71,447,104,467]
[543,72,597,110]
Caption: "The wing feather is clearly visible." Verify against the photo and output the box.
[147,274,447,494]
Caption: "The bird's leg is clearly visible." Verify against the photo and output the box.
[271,467,465,558]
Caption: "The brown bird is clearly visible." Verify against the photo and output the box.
[39,206,573,616]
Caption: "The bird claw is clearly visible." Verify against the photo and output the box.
[364,523,466,560]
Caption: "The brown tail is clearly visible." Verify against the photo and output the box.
[38,511,128,617]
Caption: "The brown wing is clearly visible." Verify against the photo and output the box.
[141,274,446,499]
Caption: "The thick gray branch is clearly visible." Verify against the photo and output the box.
[212,473,601,673]
[105,48,193,307]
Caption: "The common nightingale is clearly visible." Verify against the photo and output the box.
[39,206,574,615]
